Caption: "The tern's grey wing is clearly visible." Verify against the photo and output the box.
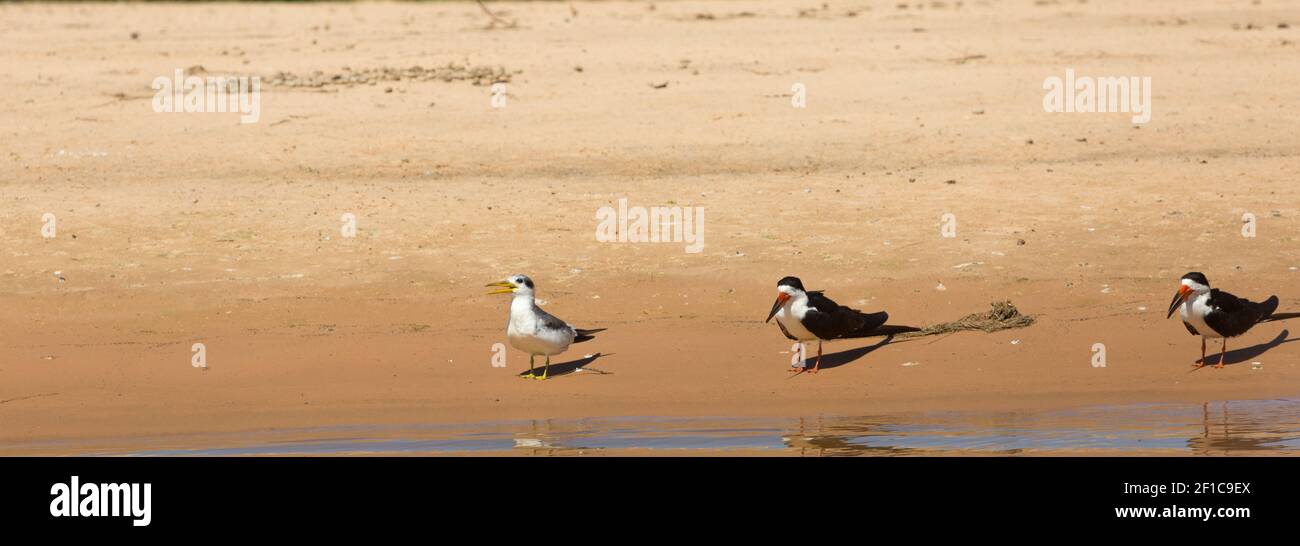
[532,304,575,333]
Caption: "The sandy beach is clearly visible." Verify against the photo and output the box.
[1,0,1299,455]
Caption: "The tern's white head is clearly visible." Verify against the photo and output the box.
[486,274,536,298]
[1167,272,1210,318]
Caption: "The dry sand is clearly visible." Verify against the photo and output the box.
[2,0,1299,455]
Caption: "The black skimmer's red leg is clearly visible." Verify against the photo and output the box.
[809,341,822,374]
[765,276,919,375]
[1166,272,1279,370]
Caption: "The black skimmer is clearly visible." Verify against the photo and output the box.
[487,275,605,380]
[765,276,919,373]
[1166,272,1280,368]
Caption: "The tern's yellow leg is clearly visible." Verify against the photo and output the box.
[521,354,536,379]
[534,356,551,380]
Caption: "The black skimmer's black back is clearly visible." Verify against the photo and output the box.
[765,276,919,373]
[1166,272,1280,368]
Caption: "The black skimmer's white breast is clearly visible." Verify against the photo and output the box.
[1166,272,1279,368]
[765,276,919,374]
[487,275,604,380]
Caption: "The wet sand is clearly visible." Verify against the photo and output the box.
[2,1,1299,454]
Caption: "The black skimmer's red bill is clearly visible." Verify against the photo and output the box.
[1166,272,1279,369]
[766,276,920,374]
[487,274,605,380]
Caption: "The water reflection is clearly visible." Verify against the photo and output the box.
[12,399,1297,456]
[1187,401,1300,455]
[782,416,921,456]
[778,400,1300,456]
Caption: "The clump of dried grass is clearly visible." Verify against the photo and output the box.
[897,301,1034,339]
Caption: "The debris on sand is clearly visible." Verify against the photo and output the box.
[264,63,516,89]
[897,301,1035,339]
[949,54,987,65]
[476,0,519,30]
[678,11,757,21]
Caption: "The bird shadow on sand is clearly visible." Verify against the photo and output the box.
[1194,329,1297,368]
[517,353,610,379]
[792,336,896,376]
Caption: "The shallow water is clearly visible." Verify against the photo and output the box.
[29,398,1300,456]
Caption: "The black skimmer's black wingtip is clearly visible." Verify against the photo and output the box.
[1256,295,1280,322]
[1253,297,1300,324]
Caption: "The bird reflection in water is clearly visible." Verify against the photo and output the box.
[1187,401,1294,456]
[781,416,920,457]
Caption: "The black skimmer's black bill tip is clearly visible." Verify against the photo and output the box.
[766,293,789,323]
[1167,285,1191,319]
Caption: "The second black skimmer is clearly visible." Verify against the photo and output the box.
[487,274,605,380]
[1166,272,1280,368]
[765,276,919,374]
